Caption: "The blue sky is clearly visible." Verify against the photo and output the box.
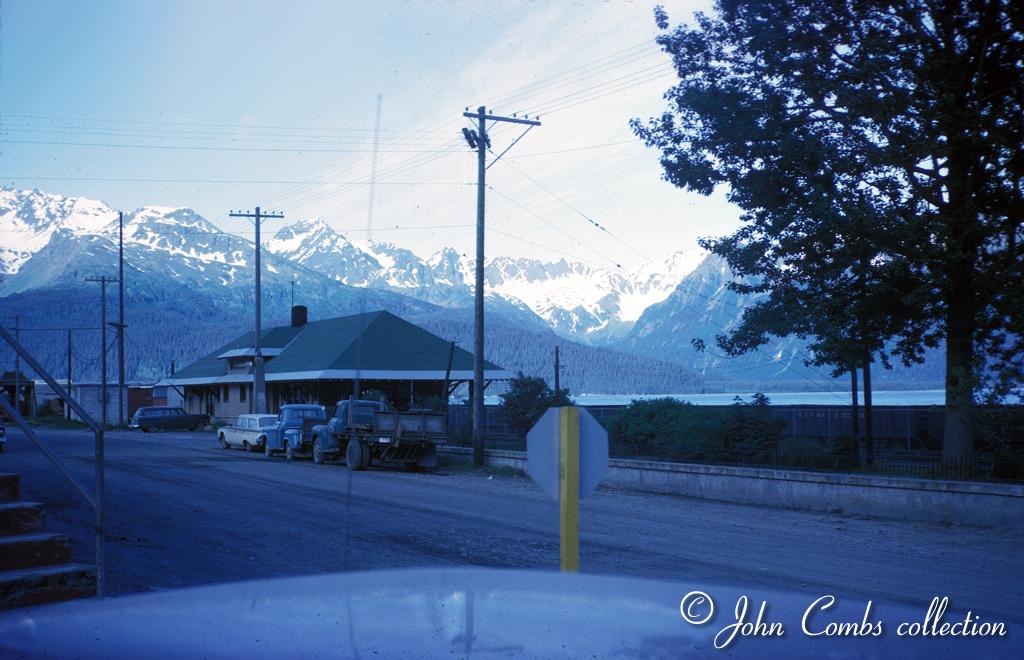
[2,0,739,271]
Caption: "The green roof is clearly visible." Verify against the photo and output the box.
[170,310,505,384]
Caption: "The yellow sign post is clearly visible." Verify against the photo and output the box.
[559,406,580,572]
[526,406,608,573]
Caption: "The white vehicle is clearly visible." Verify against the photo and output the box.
[218,414,278,452]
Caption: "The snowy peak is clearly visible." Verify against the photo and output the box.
[266,217,383,286]
[267,217,343,257]
[262,216,704,343]
[123,206,250,268]
[2,191,704,349]
[0,188,118,274]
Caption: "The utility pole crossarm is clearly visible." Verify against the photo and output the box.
[229,210,285,219]
[462,111,542,127]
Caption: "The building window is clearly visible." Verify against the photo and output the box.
[222,385,229,403]
[240,385,247,402]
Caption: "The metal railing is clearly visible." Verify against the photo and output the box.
[0,326,105,596]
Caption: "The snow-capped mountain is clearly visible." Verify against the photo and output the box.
[619,254,945,389]
[0,189,117,275]
[0,188,437,318]
[265,217,704,343]
[0,188,701,392]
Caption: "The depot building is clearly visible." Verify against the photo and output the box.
[167,307,509,419]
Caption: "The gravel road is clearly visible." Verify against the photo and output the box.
[3,427,1021,620]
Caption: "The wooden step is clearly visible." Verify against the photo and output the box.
[0,474,18,503]
[0,502,45,536]
[0,533,72,571]
[0,563,96,611]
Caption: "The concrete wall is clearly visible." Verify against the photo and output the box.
[439,446,1023,527]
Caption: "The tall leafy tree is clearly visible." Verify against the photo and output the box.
[633,0,1023,459]
[498,372,573,434]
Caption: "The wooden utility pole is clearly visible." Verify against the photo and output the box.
[229,207,284,414]
[554,346,561,392]
[67,330,73,420]
[462,106,540,466]
[86,276,117,427]
[13,315,20,416]
[115,211,127,426]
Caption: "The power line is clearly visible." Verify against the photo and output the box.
[497,158,648,259]
[511,61,673,116]
[486,41,661,109]
[0,175,471,185]
[488,185,623,269]
[511,139,638,158]
[0,113,454,135]
[0,139,462,154]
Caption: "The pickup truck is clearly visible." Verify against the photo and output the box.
[262,404,329,460]
[310,399,444,471]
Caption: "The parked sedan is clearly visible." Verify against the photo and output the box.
[218,414,277,452]
[129,407,210,432]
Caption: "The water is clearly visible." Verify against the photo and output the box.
[483,389,948,407]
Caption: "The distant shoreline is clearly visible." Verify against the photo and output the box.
[484,390,950,407]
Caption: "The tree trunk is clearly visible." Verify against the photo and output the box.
[944,309,975,461]
[862,357,873,466]
[942,147,977,462]
[850,367,859,439]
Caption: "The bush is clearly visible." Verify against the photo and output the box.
[712,394,786,463]
[499,372,573,434]
[607,398,720,460]
[608,394,787,463]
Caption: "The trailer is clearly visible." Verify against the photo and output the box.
[311,400,443,471]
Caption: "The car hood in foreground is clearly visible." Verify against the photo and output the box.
[0,568,1017,659]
